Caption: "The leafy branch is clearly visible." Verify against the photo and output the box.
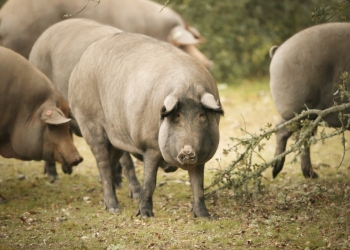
[312,0,350,23]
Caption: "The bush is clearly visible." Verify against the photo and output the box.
[156,0,349,83]
[1,0,348,83]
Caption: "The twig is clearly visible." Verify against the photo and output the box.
[63,0,101,18]
[159,0,170,13]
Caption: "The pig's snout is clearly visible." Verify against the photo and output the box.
[70,155,83,167]
[61,154,83,174]
[177,145,197,165]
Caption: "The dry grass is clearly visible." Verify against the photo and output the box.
[1,79,350,249]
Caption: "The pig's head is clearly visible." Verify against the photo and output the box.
[168,26,213,71]
[158,86,223,170]
[11,96,83,172]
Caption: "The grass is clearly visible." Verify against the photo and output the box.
[1,78,350,249]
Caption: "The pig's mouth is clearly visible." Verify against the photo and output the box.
[162,165,179,173]
[60,154,83,174]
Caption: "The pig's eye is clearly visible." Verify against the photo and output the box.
[172,112,182,121]
[198,112,206,121]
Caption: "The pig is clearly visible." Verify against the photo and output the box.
[0,0,212,69]
[0,46,83,176]
[269,22,350,179]
[68,31,223,217]
[29,18,141,198]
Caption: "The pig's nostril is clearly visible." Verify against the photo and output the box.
[177,148,197,165]
[71,157,83,167]
[76,157,83,165]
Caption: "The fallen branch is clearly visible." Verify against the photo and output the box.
[206,100,350,198]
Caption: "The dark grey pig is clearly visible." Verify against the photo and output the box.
[0,46,83,172]
[270,22,350,178]
[29,18,141,197]
[69,33,223,217]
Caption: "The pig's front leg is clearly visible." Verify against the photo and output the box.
[44,161,58,182]
[137,153,159,217]
[188,164,210,218]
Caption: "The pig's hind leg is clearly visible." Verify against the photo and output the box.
[84,125,123,214]
[117,152,141,199]
[272,120,293,178]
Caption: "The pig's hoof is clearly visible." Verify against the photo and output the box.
[129,185,141,199]
[302,168,319,179]
[113,175,123,189]
[136,208,154,217]
[108,207,120,214]
[129,190,140,200]
[193,207,211,218]
[272,162,283,178]
[194,212,211,218]
[104,203,120,214]
[47,174,59,183]
[0,194,7,204]
[115,183,123,190]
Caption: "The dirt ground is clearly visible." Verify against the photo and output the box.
[1,79,349,249]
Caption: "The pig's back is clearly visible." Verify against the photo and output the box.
[270,22,350,120]
[76,0,184,41]
[0,47,57,133]
[30,18,123,100]
[69,33,213,152]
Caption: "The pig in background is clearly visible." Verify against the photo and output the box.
[0,0,213,70]
[0,46,83,200]
[29,18,142,198]
[66,22,223,217]
[269,22,350,179]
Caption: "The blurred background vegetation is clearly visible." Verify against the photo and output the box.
[1,0,349,83]
[159,0,350,83]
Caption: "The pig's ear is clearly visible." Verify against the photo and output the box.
[188,26,201,38]
[188,26,206,43]
[168,26,199,46]
[41,109,71,125]
[201,93,224,114]
[161,95,178,118]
